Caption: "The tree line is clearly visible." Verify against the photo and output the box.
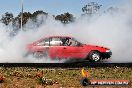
[0,2,117,27]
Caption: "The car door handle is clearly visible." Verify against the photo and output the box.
[63,48,66,49]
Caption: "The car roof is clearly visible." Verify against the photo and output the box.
[45,35,72,38]
[33,36,73,44]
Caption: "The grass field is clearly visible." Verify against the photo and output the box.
[0,67,131,88]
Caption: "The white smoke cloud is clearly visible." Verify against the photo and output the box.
[0,1,132,63]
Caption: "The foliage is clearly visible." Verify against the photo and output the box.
[55,12,75,24]
[0,10,48,28]
[82,2,102,15]
[0,2,116,30]
[0,12,14,25]
[14,12,32,27]
[0,2,103,26]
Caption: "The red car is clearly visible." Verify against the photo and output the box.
[26,36,112,62]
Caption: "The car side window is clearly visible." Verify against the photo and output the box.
[61,38,69,46]
[61,38,76,46]
[69,39,77,46]
[37,38,50,46]
[49,37,62,46]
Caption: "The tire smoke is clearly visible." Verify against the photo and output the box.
[0,1,131,63]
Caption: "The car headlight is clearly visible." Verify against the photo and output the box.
[106,50,111,52]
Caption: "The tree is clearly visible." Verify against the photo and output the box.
[1,12,14,25]
[32,10,48,18]
[14,12,32,27]
[12,10,48,28]
[82,2,102,15]
[107,7,119,13]
[31,10,48,24]
[55,12,74,24]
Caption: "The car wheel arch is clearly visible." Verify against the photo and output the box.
[86,50,102,62]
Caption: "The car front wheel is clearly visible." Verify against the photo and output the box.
[87,51,101,62]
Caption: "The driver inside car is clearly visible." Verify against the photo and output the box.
[61,38,72,46]
[65,38,72,46]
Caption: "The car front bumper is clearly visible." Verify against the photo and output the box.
[101,52,112,59]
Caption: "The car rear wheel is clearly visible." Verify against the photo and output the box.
[33,52,43,58]
[87,51,101,62]
[33,51,48,58]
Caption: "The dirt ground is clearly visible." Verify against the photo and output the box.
[0,67,131,88]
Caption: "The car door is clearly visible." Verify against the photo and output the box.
[47,37,64,59]
[33,38,50,52]
[62,46,86,59]
[61,38,86,59]
[32,38,50,56]
[33,37,62,58]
